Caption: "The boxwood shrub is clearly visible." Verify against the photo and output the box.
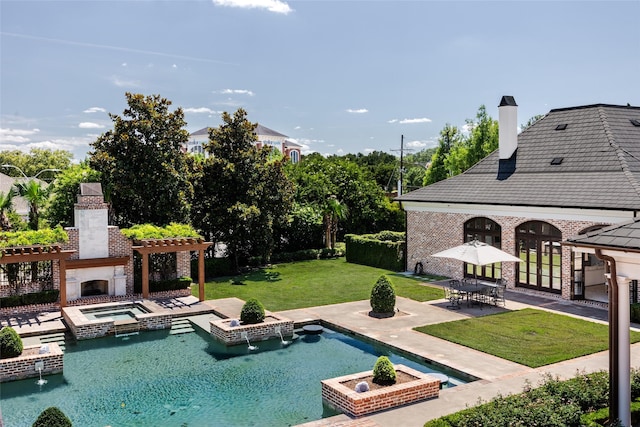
[372,356,396,385]
[0,290,59,308]
[240,298,265,325]
[370,275,396,314]
[32,406,72,427]
[0,326,23,359]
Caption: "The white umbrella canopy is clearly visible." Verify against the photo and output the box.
[431,240,523,266]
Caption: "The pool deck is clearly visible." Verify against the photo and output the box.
[2,290,639,427]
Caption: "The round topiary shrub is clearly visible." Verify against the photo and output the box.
[240,298,266,325]
[0,326,23,359]
[32,406,72,427]
[370,275,396,314]
[372,355,396,385]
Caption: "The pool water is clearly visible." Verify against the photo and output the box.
[81,304,148,321]
[2,327,469,427]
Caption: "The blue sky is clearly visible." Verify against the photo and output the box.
[1,0,639,161]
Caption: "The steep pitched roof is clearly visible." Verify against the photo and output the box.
[564,217,640,253]
[397,104,640,211]
[190,123,289,139]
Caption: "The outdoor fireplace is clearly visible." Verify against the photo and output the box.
[81,280,108,296]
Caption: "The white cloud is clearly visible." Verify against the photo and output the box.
[220,89,255,96]
[406,139,428,149]
[0,128,41,143]
[346,108,368,114]
[363,148,375,153]
[212,0,292,14]
[172,64,177,68]
[336,148,344,154]
[387,119,398,124]
[78,122,105,129]
[184,107,219,114]
[83,107,106,114]
[286,137,311,154]
[294,126,301,130]
[110,76,140,88]
[399,118,432,124]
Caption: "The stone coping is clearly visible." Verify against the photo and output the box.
[321,364,440,418]
[62,300,162,326]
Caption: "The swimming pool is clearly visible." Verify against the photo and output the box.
[2,325,470,427]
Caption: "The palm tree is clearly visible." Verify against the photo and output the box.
[322,195,349,249]
[14,179,49,230]
[0,189,15,231]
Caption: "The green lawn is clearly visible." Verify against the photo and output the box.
[414,308,640,368]
[194,258,444,311]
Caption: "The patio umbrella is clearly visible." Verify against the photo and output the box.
[431,240,522,266]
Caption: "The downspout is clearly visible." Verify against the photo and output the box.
[595,249,619,424]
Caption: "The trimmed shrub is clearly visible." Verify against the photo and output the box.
[32,406,72,427]
[0,326,23,359]
[372,356,396,385]
[345,232,405,271]
[370,275,396,314]
[0,290,59,308]
[240,298,266,325]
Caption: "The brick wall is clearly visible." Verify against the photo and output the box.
[321,364,440,417]
[210,315,294,345]
[407,211,606,299]
[0,343,64,382]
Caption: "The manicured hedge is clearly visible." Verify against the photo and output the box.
[133,277,192,294]
[345,231,405,271]
[0,290,59,308]
[424,370,640,427]
[191,257,235,280]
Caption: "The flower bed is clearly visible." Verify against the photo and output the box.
[321,364,440,417]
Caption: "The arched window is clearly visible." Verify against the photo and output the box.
[290,150,300,164]
[515,221,562,293]
[464,217,502,281]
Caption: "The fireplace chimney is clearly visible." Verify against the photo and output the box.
[498,96,518,159]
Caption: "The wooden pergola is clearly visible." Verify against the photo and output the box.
[131,238,212,302]
[0,245,75,307]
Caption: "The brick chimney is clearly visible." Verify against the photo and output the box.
[498,96,518,159]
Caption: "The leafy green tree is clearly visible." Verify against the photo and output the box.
[89,93,193,227]
[465,104,499,167]
[344,151,398,192]
[0,189,16,231]
[45,163,102,227]
[191,109,293,270]
[522,114,545,131]
[32,406,72,427]
[0,149,72,180]
[322,195,348,249]
[14,179,49,230]
[424,124,463,185]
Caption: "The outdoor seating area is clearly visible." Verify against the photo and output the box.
[443,278,507,310]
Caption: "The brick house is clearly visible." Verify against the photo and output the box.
[396,97,640,302]
[186,123,302,163]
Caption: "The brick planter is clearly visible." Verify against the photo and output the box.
[1,343,64,383]
[321,364,440,417]
[210,314,294,345]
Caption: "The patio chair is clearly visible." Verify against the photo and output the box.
[490,279,506,307]
[443,285,463,310]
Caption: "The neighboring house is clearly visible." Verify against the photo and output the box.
[396,96,640,302]
[186,124,302,163]
[0,172,47,220]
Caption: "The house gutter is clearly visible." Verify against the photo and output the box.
[594,249,631,426]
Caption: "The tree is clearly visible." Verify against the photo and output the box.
[522,114,545,131]
[32,406,72,427]
[191,109,294,270]
[14,179,49,230]
[322,195,348,249]
[89,93,193,227]
[0,149,72,181]
[44,163,102,227]
[423,124,463,186]
[0,189,16,231]
[465,104,499,167]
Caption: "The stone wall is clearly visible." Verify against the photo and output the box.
[0,343,64,383]
[406,211,606,299]
[321,364,440,417]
